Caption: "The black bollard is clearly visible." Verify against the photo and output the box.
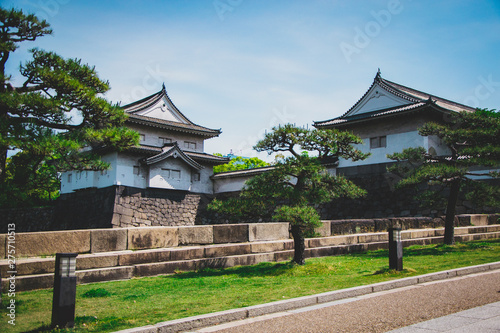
[51,253,78,328]
[388,227,403,271]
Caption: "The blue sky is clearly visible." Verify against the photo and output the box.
[4,0,500,160]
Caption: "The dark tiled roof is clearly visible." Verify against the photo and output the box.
[125,145,229,165]
[314,71,475,128]
[140,143,203,170]
[127,114,222,137]
[184,151,230,165]
[122,85,222,138]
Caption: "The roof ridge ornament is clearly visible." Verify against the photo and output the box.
[376,68,382,79]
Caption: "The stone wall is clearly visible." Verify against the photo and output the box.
[319,163,500,220]
[111,186,211,227]
[1,185,213,232]
[0,206,55,233]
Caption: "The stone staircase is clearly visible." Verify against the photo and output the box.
[2,224,499,292]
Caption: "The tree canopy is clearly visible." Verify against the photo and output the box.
[0,7,138,207]
[213,154,269,173]
[388,108,500,244]
[209,124,370,264]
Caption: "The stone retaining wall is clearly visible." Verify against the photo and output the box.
[1,215,497,259]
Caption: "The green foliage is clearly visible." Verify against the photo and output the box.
[387,109,500,244]
[387,108,500,189]
[82,288,112,298]
[213,155,269,173]
[209,124,369,263]
[0,7,139,207]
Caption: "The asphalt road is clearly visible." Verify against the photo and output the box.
[193,270,500,333]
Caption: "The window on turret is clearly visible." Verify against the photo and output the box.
[192,172,201,182]
[161,168,181,179]
[370,136,386,149]
[159,137,172,145]
[139,134,146,142]
[184,141,197,149]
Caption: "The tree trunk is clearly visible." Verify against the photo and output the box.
[444,178,461,245]
[291,224,306,265]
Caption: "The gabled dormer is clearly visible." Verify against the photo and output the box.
[314,70,475,129]
[122,84,222,138]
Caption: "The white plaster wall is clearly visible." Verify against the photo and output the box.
[115,154,147,188]
[128,124,205,153]
[213,176,252,194]
[60,153,118,193]
[339,131,426,167]
[148,158,213,193]
[189,166,214,194]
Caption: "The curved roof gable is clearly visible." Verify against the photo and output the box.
[122,85,222,138]
[140,143,203,170]
[314,70,475,128]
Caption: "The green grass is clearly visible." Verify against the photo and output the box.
[1,239,499,333]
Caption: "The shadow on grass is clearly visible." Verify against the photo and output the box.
[171,261,297,279]
[353,240,496,259]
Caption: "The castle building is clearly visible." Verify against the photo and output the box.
[314,70,475,172]
[60,85,228,195]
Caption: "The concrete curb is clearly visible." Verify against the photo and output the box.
[112,261,500,333]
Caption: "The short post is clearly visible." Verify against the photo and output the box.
[388,227,403,271]
[51,253,78,328]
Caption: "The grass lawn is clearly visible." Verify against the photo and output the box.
[1,239,499,332]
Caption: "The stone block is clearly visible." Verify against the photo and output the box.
[365,242,387,251]
[331,219,374,235]
[358,232,388,243]
[373,219,391,232]
[2,273,54,292]
[316,285,372,303]
[457,214,489,226]
[0,234,5,259]
[250,241,285,253]
[15,230,90,257]
[178,226,213,245]
[274,250,294,262]
[213,224,249,243]
[488,214,499,225]
[77,253,119,270]
[204,243,251,258]
[135,260,196,277]
[315,221,331,237]
[90,228,128,253]
[0,257,54,276]
[222,253,275,268]
[127,227,178,250]
[247,295,318,317]
[170,247,205,261]
[249,223,289,241]
[409,229,434,239]
[155,308,248,333]
[118,249,170,266]
[305,247,337,258]
[77,266,134,284]
[308,235,357,248]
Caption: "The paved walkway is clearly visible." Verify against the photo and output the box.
[387,301,500,332]
[188,270,500,333]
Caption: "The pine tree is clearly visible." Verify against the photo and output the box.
[388,109,500,244]
[209,124,369,264]
[0,7,138,206]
